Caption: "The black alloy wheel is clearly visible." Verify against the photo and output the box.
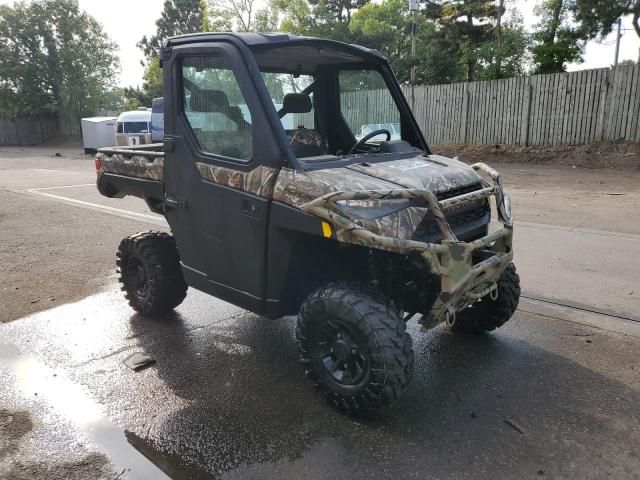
[314,319,369,388]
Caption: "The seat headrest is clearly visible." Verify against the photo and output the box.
[282,93,312,114]
[190,89,229,112]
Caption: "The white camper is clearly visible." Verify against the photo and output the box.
[81,117,117,153]
[115,109,152,146]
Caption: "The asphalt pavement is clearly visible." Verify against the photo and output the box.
[1,147,639,479]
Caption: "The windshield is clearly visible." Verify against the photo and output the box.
[117,121,149,134]
[251,43,422,161]
[339,70,401,142]
[256,68,409,160]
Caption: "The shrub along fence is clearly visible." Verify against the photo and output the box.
[401,64,640,146]
[0,115,59,145]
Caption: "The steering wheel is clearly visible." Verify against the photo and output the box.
[349,129,391,154]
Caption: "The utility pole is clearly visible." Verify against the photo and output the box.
[409,0,418,111]
[614,17,622,67]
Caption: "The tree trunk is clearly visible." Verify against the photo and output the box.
[496,0,504,78]
[548,0,563,44]
[467,14,476,81]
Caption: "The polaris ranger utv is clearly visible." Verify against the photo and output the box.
[96,33,520,414]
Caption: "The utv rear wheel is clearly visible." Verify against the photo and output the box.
[116,231,188,315]
[296,283,414,415]
[452,263,521,334]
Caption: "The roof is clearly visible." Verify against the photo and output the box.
[116,111,152,122]
[164,32,384,59]
[81,117,116,123]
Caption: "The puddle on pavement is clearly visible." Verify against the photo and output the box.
[0,342,171,480]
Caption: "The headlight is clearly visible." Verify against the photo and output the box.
[336,198,411,219]
[498,192,512,225]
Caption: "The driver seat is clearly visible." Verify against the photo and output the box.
[281,93,328,158]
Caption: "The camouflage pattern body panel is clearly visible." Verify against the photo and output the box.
[273,154,483,240]
[97,152,164,181]
[285,161,514,327]
[274,154,482,207]
[196,162,278,198]
[344,154,482,192]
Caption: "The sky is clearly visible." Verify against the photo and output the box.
[1,0,639,87]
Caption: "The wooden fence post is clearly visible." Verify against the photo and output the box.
[460,82,469,144]
[596,68,611,141]
[521,76,532,146]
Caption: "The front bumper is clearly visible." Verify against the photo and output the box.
[301,162,513,327]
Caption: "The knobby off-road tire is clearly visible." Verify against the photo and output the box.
[296,282,414,416]
[452,263,521,334]
[116,231,188,315]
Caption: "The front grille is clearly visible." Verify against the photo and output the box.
[413,183,490,242]
[435,182,483,200]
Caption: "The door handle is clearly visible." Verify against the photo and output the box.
[241,198,260,217]
[164,195,187,209]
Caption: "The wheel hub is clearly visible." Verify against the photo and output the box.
[332,339,352,362]
[126,257,149,298]
[316,321,368,386]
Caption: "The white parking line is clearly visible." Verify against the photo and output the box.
[27,188,163,222]
[30,183,95,191]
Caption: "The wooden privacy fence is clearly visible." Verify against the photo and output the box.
[399,64,640,146]
[341,88,399,135]
[0,116,59,145]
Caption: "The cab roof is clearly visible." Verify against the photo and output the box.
[164,32,384,60]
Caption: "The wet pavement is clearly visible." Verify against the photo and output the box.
[2,150,640,478]
[1,289,639,479]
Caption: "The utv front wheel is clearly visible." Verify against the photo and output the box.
[452,263,521,334]
[296,283,414,415]
[116,231,188,315]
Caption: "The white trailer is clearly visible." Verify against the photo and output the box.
[115,110,152,147]
[81,117,117,154]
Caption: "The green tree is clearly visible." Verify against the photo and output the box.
[531,0,584,73]
[142,57,163,102]
[349,0,413,75]
[207,0,281,32]
[309,0,370,25]
[275,0,359,41]
[349,0,462,84]
[0,0,119,121]
[120,58,162,111]
[138,0,208,61]
[99,88,141,113]
[425,0,504,81]
[475,10,529,79]
[573,0,640,40]
[274,0,316,33]
[135,0,211,108]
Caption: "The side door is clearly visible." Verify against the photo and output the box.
[163,42,282,313]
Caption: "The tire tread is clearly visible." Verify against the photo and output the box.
[453,263,521,333]
[117,231,187,315]
[296,282,414,415]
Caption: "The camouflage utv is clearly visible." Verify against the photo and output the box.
[96,33,520,415]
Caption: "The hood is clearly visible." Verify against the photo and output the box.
[344,154,482,193]
[273,154,483,208]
